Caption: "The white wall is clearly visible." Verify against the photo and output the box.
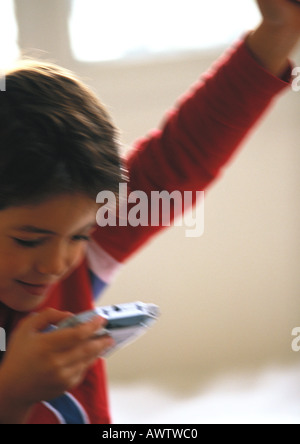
[12,0,300,390]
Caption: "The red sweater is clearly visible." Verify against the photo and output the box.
[0,38,291,424]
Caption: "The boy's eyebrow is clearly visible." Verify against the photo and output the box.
[14,225,56,235]
[12,222,96,236]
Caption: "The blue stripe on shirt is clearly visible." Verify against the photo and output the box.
[88,269,107,300]
[45,393,89,424]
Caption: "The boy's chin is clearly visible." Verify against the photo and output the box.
[7,300,45,313]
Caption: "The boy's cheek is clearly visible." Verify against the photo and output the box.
[0,254,31,282]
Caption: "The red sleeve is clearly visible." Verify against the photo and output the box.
[92,37,292,263]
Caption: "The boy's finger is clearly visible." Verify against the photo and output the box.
[47,315,107,350]
[19,308,72,333]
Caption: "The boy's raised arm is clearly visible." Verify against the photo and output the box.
[93,1,299,263]
[124,0,300,199]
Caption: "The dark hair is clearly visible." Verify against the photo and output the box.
[0,60,125,210]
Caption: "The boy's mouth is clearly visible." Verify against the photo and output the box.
[15,280,54,296]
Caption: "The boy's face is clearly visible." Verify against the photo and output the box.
[0,194,97,312]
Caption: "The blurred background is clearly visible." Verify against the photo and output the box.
[1,0,299,424]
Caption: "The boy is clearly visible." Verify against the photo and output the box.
[0,0,299,424]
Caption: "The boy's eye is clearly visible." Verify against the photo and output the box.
[13,238,43,248]
[72,235,91,243]
[12,235,91,248]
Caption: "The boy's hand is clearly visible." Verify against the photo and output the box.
[257,0,300,30]
[0,308,114,424]
[247,0,300,77]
